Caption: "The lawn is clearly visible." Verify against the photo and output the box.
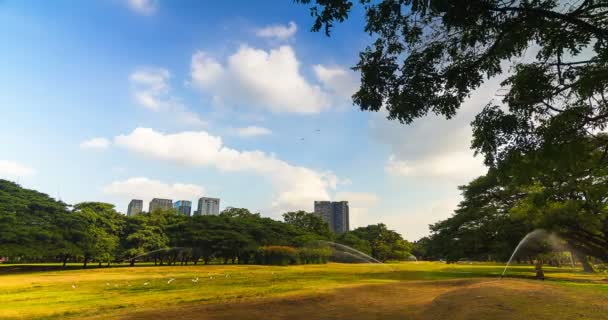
[1,262,606,319]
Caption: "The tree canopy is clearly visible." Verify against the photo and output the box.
[298,0,608,266]
[0,180,413,266]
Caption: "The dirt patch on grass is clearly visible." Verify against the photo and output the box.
[113,279,608,320]
[417,279,608,320]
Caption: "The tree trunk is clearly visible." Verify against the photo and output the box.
[83,257,89,268]
[62,255,69,268]
[130,259,135,267]
[575,252,595,272]
[535,259,545,280]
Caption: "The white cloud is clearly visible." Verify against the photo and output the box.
[129,67,171,111]
[334,192,380,230]
[130,67,207,127]
[0,160,35,179]
[103,177,204,204]
[385,152,485,180]
[334,192,379,207]
[313,65,359,100]
[190,45,331,114]
[127,0,157,15]
[255,21,298,41]
[80,137,110,150]
[370,77,502,183]
[390,197,461,241]
[114,127,337,213]
[234,126,272,138]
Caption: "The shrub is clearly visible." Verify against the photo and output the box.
[256,246,299,266]
[299,247,331,264]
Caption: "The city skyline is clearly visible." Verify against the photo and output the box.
[0,0,488,240]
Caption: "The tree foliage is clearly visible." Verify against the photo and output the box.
[0,180,413,266]
[298,0,608,265]
[339,223,413,261]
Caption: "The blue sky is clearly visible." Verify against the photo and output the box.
[0,0,489,240]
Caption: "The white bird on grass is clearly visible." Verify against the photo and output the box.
[167,278,175,284]
[192,277,199,283]
[143,282,149,286]
[71,284,76,289]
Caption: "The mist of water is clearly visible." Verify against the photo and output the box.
[501,229,575,277]
[310,240,383,264]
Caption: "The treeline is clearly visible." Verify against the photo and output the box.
[0,180,413,267]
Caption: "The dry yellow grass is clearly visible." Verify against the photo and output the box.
[1,262,606,319]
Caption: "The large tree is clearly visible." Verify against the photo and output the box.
[297,0,606,143]
[298,0,608,263]
[72,202,123,267]
[283,210,333,238]
[342,223,413,261]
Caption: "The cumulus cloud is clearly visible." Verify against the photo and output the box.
[0,160,35,179]
[313,65,359,100]
[334,192,379,207]
[80,137,110,150]
[103,177,204,204]
[114,127,337,213]
[255,21,297,41]
[130,67,206,126]
[385,152,485,180]
[234,126,272,138]
[370,77,502,183]
[190,45,331,114]
[127,0,157,15]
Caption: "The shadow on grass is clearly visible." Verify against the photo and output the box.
[0,263,162,275]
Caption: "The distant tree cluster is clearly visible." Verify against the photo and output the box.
[0,180,413,267]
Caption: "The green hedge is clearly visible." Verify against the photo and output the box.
[256,246,299,265]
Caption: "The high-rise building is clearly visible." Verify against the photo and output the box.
[149,198,172,212]
[314,201,350,234]
[173,200,192,216]
[127,199,143,217]
[196,197,220,215]
[332,201,350,234]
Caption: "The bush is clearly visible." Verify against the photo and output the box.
[255,246,299,266]
[299,247,331,264]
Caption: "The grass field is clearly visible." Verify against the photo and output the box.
[1,262,607,319]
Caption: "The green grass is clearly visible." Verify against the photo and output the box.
[0,262,606,319]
